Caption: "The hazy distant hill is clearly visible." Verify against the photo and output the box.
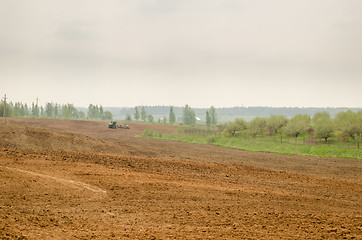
[86,106,361,122]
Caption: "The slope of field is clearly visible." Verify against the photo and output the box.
[0,118,361,239]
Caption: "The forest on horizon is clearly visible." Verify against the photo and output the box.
[1,98,361,123]
[102,106,362,122]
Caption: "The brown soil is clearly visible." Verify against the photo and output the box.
[0,118,361,239]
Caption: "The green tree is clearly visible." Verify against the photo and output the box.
[206,110,211,127]
[30,102,40,118]
[285,114,311,139]
[312,112,334,142]
[266,115,288,135]
[31,102,37,117]
[183,104,196,125]
[209,106,217,125]
[249,117,267,138]
[12,102,21,117]
[277,126,286,143]
[87,104,97,119]
[54,104,59,118]
[40,106,45,117]
[62,105,71,119]
[147,114,154,123]
[45,102,54,118]
[134,106,140,121]
[125,113,132,121]
[169,106,176,124]
[141,106,147,122]
[62,104,80,119]
[103,111,113,121]
[87,104,110,120]
[78,111,86,119]
[335,110,362,148]
[0,101,12,117]
[21,103,29,116]
[224,118,247,136]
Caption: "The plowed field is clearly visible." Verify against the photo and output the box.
[1,118,361,239]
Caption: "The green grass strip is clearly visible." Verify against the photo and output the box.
[141,130,361,160]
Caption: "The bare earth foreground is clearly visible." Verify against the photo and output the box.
[0,118,361,239]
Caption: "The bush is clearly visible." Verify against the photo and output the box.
[143,128,154,137]
[207,137,216,144]
[158,132,163,138]
[143,128,163,139]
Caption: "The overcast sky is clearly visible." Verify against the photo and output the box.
[1,0,361,108]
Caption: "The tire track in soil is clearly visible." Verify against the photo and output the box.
[3,166,107,195]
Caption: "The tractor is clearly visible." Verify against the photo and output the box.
[108,121,129,129]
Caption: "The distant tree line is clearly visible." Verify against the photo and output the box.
[132,105,218,126]
[108,105,362,122]
[0,100,112,121]
[99,105,352,122]
[223,110,362,148]
[215,106,362,119]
